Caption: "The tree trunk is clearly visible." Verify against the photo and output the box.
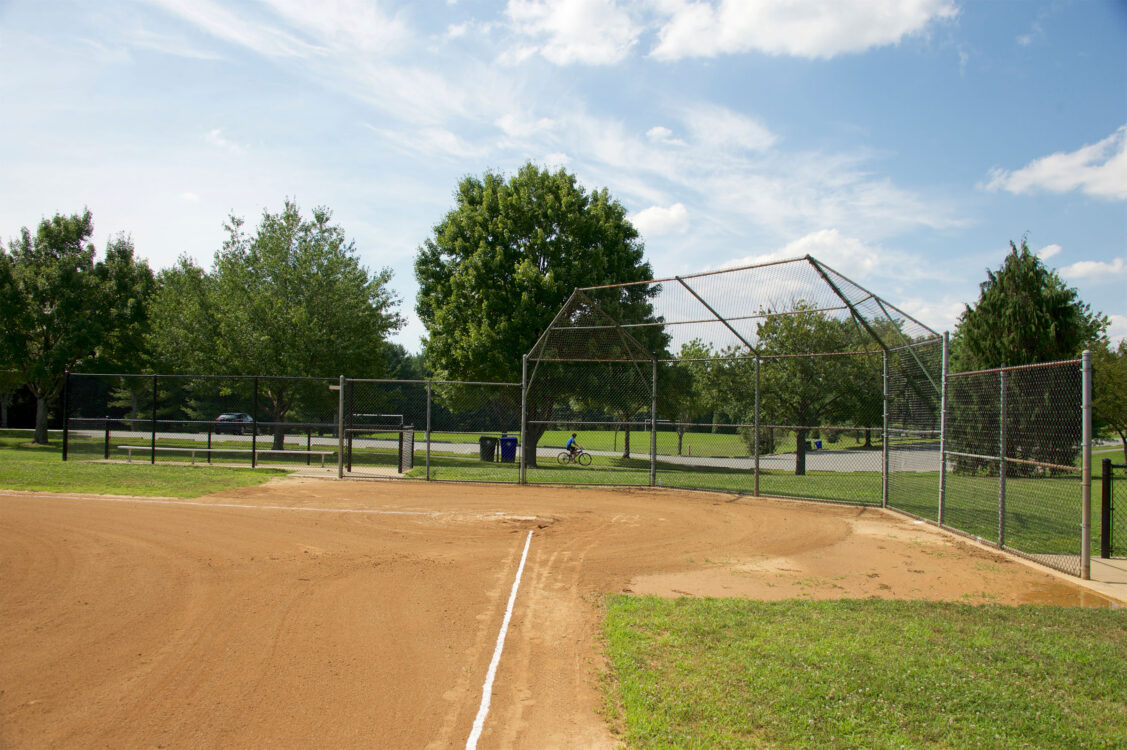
[677,427,684,456]
[1,392,9,429]
[864,427,872,448]
[524,421,548,468]
[1120,429,1127,476]
[35,395,49,444]
[130,388,139,421]
[794,428,807,476]
[622,424,631,460]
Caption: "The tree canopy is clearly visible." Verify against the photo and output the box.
[2,211,153,443]
[415,163,659,461]
[952,240,1107,371]
[147,200,402,448]
[1094,340,1127,469]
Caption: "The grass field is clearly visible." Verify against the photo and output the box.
[0,435,287,496]
[603,596,1127,749]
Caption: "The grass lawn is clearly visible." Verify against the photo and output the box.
[0,435,288,497]
[603,596,1127,750]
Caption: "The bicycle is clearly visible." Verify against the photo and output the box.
[557,448,592,466]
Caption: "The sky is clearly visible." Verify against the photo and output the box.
[1,0,1125,352]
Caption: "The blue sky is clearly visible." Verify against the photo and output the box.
[2,0,1125,351]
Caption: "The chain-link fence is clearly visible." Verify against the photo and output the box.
[1101,458,1126,559]
[343,379,521,481]
[58,255,1099,578]
[942,359,1089,576]
[63,373,340,468]
[523,256,940,505]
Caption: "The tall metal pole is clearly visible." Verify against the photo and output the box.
[61,370,70,461]
[251,376,258,469]
[999,367,1007,548]
[520,355,528,485]
[754,356,760,497]
[938,332,949,524]
[1081,350,1093,579]
[882,350,889,508]
[426,381,433,481]
[650,358,658,488]
[150,374,157,465]
[336,375,345,478]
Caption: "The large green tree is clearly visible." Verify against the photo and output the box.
[415,163,658,463]
[1094,340,1127,470]
[148,200,402,449]
[757,304,876,475]
[952,240,1107,370]
[3,210,128,443]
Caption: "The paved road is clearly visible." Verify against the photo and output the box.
[76,430,940,473]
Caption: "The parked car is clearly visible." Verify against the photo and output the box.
[215,412,255,435]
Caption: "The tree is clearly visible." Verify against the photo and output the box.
[952,239,1107,370]
[415,163,658,464]
[757,303,871,475]
[1094,340,1127,470]
[148,200,402,449]
[3,211,109,443]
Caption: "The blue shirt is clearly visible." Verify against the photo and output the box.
[566,436,576,449]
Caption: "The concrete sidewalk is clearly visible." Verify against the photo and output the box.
[1086,557,1127,606]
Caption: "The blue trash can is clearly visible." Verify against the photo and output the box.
[814,440,823,450]
[499,436,518,463]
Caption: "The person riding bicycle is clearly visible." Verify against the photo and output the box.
[565,433,582,462]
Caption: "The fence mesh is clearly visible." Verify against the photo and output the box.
[525,255,942,503]
[944,360,1086,575]
[65,373,340,468]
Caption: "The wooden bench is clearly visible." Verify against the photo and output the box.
[118,446,335,467]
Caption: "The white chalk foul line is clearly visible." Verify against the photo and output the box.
[466,529,533,750]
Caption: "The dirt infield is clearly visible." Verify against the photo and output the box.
[0,478,1112,748]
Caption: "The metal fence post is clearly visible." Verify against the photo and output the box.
[251,376,259,469]
[336,375,345,479]
[650,358,657,488]
[1102,458,1113,559]
[938,332,949,524]
[151,374,157,465]
[754,356,760,497]
[104,415,111,460]
[999,367,1007,548]
[882,349,889,508]
[1082,350,1092,579]
[61,370,70,461]
[426,381,433,481]
[520,355,527,485]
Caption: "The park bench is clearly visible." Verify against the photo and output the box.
[118,445,335,467]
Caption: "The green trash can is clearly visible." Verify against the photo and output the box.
[479,436,498,462]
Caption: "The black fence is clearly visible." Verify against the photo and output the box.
[1103,458,1126,559]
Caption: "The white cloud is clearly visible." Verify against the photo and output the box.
[1059,257,1127,281]
[1108,314,1127,346]
[258,0,410,57]
[505,0,640,65]
[682,103,776,152]
[984,125,1127,200]
[180,192,201,202]
[495,111,556,137]
[1037,243,1062,261]
[650,0,959,61]
[140,0,320,58]
[630,202,689,236]
[203,128,244,153]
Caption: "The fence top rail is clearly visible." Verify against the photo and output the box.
[345,378,520,387]
[578,255,806,290]
[948,358,1082,378]
[69,372,339,382]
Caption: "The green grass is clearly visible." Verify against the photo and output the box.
[602,596,1127,750]
[0,435,288,497]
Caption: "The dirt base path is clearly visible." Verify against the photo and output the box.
[0,479,1110,749]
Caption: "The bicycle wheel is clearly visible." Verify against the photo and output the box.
[577,451,592,466]
[557,451,571,465]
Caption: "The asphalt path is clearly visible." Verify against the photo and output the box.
[76,430,940,473]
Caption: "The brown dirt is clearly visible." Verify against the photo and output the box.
[0,479,1111,749]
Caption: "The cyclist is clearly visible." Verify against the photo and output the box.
[565,433,582,463]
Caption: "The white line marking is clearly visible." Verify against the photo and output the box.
[0,491,438,516]
[466,529,533,750]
